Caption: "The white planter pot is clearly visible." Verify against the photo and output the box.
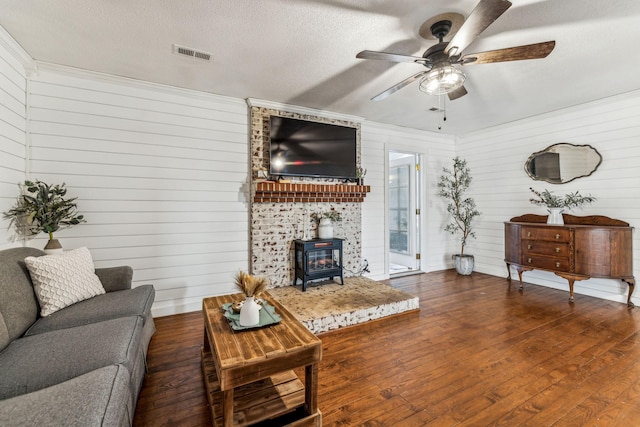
[318,218,334,239]
[453,254,474,275]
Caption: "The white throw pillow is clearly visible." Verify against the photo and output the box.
[25,247,106,317]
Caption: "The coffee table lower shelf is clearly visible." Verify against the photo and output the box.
[201,349,321,426]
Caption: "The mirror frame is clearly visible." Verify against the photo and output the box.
[524,143,602,184]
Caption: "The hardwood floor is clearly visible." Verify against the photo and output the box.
[133,270,640,426]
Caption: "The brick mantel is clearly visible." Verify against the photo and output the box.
[254,181,371,203]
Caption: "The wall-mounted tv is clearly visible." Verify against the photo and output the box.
[269,116,357,179]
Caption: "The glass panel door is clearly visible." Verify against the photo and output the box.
[388,151,420,275]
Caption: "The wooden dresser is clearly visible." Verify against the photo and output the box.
[504,214,635,307]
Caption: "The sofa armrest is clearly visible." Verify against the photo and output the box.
[95,266,133,292]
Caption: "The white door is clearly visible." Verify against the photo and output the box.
[388,151,421,275]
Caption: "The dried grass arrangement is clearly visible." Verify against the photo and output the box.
[234,271,268,297]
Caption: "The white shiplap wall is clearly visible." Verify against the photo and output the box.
[4,23,639,312]
[458,90,640,306]
[27,64,250,316]
[361,121,455,279]
[0,28,28,250]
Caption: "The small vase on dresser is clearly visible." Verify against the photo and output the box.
[546,207,564,225]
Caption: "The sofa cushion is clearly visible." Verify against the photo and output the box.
[25,285,155,336]
[0,365,132,427]
[0,316,143,400]
[95,265,134,293]
[24,247,105,317]
[0,247,43,351]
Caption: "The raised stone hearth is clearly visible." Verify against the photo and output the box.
[268,276,419,334]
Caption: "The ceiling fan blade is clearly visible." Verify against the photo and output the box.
[371,71,428,101]
[445,0,512,57]
[357,50,427,64]
[460,41,555,64]
[448,85,468,101]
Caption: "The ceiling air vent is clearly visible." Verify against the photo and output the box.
[172,44,212,62]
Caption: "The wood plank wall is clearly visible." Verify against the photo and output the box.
[26,65,250,316]
[458,90,640,306]
[0,30,27,250]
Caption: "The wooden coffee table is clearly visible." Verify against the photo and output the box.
[201,291,322,426]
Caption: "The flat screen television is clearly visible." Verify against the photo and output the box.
[269,116,357,179]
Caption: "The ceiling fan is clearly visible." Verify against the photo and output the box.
[356,0,555,101]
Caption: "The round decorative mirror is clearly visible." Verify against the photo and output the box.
[524,143,602,184]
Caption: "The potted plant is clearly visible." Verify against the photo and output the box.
[437,157,481,275]
[311,209,342,239]
[3,180,86,253]
[529,187,596,225]
[356,166,367,185]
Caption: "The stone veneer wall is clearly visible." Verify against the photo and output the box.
[250,106,363,288]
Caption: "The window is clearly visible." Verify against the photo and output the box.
[389,165,409,253]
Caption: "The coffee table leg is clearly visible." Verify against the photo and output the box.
[305,363,318,414]
[223,389,234,427]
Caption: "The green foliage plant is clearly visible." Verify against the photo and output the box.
[3,180,86,240]
[437,157,481,256]
[529,187,596,209]
[310,209,342,224]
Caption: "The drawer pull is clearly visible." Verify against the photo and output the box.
[555,247,560,253]
[527,232,532,237]
[527,258,532,264]
[527,244,532,250]
[556,262,561,268]
[555,234,561,240]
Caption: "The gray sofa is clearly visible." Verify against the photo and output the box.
[0,247,156,426]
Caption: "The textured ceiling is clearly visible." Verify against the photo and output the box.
[1,0,640,135]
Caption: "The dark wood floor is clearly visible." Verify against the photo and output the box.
[133,270,640,426]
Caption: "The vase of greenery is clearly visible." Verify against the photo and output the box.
[438,157,481,275]
[529,187,596,225]
[311,209,342,239]
[356,166,367,185]
[3,180,86,253]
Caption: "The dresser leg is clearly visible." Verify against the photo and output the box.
[568,279,575,303]
[623,279,635,308]
[517,269,524,290]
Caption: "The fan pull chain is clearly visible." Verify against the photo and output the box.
[438,95,447,130]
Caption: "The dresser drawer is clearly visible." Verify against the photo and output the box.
[522,240,570,257]
[521,227,570,242]
[523,255,570,272]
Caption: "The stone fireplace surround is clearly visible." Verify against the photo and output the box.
[249,106,367,288]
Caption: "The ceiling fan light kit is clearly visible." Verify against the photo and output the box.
[356,0,555,102]
[419,63,466,96]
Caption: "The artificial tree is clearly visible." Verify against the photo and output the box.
[437,157,481,274]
